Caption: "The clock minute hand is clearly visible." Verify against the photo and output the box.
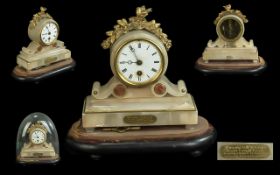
[46,26,50,33]
[129,45,140,62]
[130,49,143,66]
[128,45,143,66]
[131,50,140,62]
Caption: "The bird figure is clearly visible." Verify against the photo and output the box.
[223,4,231,11]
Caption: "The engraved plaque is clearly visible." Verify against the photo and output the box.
[218,142,273,160]
[124,115,157,124]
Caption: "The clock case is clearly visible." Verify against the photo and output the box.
[195,5,266,74]
[67,6,216,157]
[16,112,59,164]
[12,7,75,82]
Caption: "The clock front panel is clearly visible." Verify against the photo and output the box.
[30,130,45,144]
[40,22,59,45]
[116,40,163,86]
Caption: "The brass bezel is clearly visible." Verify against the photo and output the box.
[111,30,167,87]
[115,39,164,87]
[216,15,244,42]
[39,20,60,46]
[29,128,47,145]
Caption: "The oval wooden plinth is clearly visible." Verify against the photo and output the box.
[16,154,60,164]
[195,57,266,75]
[66,117,216,157]
[12,58,75,82]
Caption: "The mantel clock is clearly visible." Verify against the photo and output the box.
[196,5,266,74]
[67,6,216,157]
[12,7,75,82]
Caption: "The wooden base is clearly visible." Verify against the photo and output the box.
[66,117,216,157]
[17,154,59,164]
[12,58,75,82]
[195,57,266,75]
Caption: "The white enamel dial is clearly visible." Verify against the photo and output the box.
[30,129,46,144]
[116,40,163,86]
[40,22,58,45]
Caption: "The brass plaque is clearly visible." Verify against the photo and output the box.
[124,115,157,125]
[33,153,43,157]
[45,57,57,64]
[218,142,273,160]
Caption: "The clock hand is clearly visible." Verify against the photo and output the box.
[129,45,141,62]
[132,51,138,60]
[128,45,143,65]
[46,26,50,33]
[130,51,143,66]
[120,60,137,64]
[127,60,137,64]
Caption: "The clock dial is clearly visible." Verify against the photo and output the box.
[116,40,163,86]
[40,22,58,45]
[219,18,241,40]
[31,130,45,144]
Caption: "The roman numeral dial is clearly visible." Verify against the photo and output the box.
[116,40,163,86]
[30,129,46,144]
[40,22,59,45]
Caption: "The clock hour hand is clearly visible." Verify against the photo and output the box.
[120,60,137,65]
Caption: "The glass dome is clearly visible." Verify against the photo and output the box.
[16,112,59,164]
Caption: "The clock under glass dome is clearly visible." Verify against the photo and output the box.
[16,112,59,164]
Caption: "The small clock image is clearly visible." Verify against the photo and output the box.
[12,7,75,82]
[16,112,59,164]
[27,9,60,46]
[196,4,266,74]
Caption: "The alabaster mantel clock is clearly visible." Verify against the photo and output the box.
[12,7,75,82]
[196,4,266,74]
[16,112,59,164]
[67,6,216,157]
